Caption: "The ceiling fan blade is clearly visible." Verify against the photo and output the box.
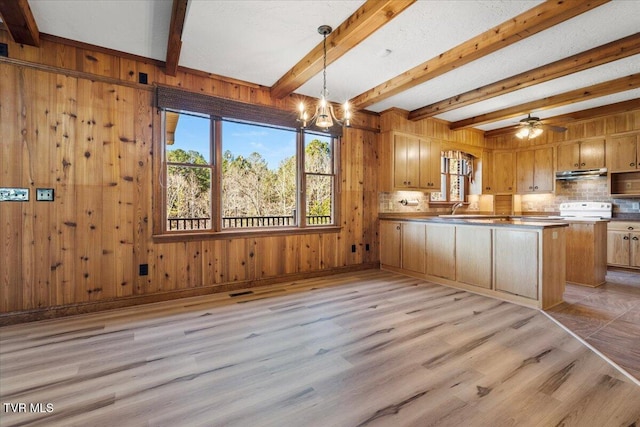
[541,124,567,132]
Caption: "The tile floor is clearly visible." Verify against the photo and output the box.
[547,269,640,380]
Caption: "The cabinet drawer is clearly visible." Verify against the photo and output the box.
[608,221,640,232]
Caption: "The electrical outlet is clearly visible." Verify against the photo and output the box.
[36,188,54,201]
[632,202,640,211]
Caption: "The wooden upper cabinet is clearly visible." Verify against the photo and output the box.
[393,134,420,188]
[516,149,535,193]
[557,139,605,172]
[580,139,606,169]
[516,147,553,193]
[420,138,441,191]
[534,147,554,192]
[493,151,515,194]
[481,150,494,194]
[383,132,441,191]
[607,133,639,172]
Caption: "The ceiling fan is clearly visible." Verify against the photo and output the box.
[515,114,567,139]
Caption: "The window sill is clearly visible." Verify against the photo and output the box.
[152,225,342,242]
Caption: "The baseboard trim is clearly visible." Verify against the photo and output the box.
[0,263,379,326]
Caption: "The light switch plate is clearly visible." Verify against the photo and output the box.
[36,188,54,201]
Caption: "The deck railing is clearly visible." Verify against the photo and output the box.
[168,215,332,230]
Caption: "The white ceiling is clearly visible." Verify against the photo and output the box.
[25,0,640,132]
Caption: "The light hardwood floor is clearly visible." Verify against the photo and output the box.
[1,270,639,427]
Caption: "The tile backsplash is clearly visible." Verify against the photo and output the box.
[379,177,639,215]
[518,177,639,214]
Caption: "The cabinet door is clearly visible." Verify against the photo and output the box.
[493,152,515,193]
[606,231,630,266]
[401,222,426,273]
[516,150,535,193]
[608,134,638,172]
[426,224,455,280]
[494,229,538,299]
[481,150,494,194]
[393,135,409,188]
[456,226,492,288]
[533,147,554,192]
[419,139,441,190]
[631,232,640,268]
[380,221,402,268]
[580,139,605,169]
[557,143,580,171]
[406,137,421,188]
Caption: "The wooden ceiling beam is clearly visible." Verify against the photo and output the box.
[270,0,415,99]
[450,73,640,130]
[0,0,40,47]
[483,98,640,138]
[409,33,640,121]
[165,0,188,77]
[349,0,610,110]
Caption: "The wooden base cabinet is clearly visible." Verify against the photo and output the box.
[380,219,566,310]
[380,220,426,273]
[456,226,492,289]
[494,229,538,299]
[564,221,608,287]
[380,221,402,268]
[426,224,455,280]
[402,222,427,274]
[607,221,640,269]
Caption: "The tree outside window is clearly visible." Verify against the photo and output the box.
[163,110,336,232]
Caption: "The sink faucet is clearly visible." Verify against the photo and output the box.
[451,202,464,214]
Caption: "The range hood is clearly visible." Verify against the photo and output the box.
[555,168,607,180]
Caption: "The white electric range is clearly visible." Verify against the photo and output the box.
[558,201,612,221]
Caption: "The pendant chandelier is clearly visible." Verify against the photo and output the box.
[297,25,351,131]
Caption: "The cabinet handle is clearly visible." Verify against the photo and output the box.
[485,186,491,190]
[580,163,585,166]
[403,181,407,185]
[407,181,411,185]
[528,186,533,190]
[624,236,630,240]
[631,162,636,166]
[534,186,539,190]
[508,187,512,190]
[574,163,579,167]
[629,227,635,230]
[396,225,401,230]
[633,237,639,241]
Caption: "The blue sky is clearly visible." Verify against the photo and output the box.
[172,114,297,169]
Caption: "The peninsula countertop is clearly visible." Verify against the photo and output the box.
[379,214,570,229]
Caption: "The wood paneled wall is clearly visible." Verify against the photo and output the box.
[0,31,380,320]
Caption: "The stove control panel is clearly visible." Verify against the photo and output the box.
[559,202,612,218]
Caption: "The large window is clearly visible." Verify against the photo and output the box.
[165,112,212,230]
[161,109,337,233]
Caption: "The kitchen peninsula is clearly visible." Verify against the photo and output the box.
[380,216,568,310]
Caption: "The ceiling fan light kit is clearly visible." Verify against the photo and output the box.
[515,114,567,140]
[297,25,351,131]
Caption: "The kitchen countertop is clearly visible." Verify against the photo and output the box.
[379,214,569,229]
